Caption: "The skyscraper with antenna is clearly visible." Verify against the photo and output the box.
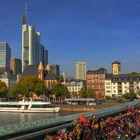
[22,2,28,25]
[22,2,48,72]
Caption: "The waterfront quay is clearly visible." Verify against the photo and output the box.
[0,100,140,140]
[59,102,118,112]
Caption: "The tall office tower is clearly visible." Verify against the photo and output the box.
[22,12,47,71]
[40,45,44,66]
[50,64,60,76]
[0,42,11,74]
[76,62,86,80]
[112,61,121,75]
[40,45,48,66]
[44,49,48,66]
[10,58,21,75]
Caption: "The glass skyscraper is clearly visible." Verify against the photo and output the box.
[0,42,11,74]
[22,15,48,71]
[44,49,48,66]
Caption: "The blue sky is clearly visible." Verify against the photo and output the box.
[0,0,140,76]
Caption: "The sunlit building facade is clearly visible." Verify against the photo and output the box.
[22,15,48,71]
[10,58,21,75]
[86,68,107,99]
[112,61,121,75]
[65,79,86,97]
[76,61,86,80]
[105,74,140,97]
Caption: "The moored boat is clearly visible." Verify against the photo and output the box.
[0,100,60,113]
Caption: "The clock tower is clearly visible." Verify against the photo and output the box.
[112,61,121,75]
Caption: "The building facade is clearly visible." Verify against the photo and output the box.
[76,61,86,80]
[22,62,58,90]
[65,79,85,97]
[86,68,107,98]
[44,49,48,66]
[10,58,21,75]
[112,61,121,75]
[105,74,140,97]
[22,15,48,71]
[0,42,11,74]
[86,62,140,98]
[0,73,17,89]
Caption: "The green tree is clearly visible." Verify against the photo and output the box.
[52,84,69,101]
[0,80,8,97]
[87,89,95,98]
[72,92,78,98]
[10,76,46,99]
[79,88,87,98]
[79,88,95,98]
[123,92,137,100]
[34,80,46,96]
[9,82,23,100]
[129,72,140,75]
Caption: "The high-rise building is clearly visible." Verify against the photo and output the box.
[40,45,48,66]
[44,49,48,66]
[0,42,11,74]
[40,45,44,66]
[76,62,86,80]
[112,61,121,75]
[22,14,48,71]
[10,58,21,75]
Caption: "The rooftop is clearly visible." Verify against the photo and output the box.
[106,74,140,82]
[87,67,107,74]
[112,61,121,64]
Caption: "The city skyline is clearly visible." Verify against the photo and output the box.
[0,0,140,76]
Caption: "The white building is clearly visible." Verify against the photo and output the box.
[0,73,17,89]
[65,79,86,97]
[76,62,86,80]
[105,74,140,97]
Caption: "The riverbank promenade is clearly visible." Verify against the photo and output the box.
[0,100,140,140]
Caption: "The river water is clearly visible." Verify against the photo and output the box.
[0,112,75,125]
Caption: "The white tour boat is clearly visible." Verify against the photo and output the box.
[0,100,60,113]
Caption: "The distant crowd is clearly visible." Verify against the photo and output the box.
[44,106,140,140]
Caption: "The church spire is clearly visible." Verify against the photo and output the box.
[38,62,44,80]
[38,61,44,71]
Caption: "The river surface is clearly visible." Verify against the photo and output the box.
[0,112,75,126]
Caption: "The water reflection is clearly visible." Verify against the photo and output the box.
[0,112,71,125]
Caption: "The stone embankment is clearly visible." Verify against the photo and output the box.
[60,105,95,112]
[59,102,118,112]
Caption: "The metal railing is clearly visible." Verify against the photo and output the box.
[0,100,140,140]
